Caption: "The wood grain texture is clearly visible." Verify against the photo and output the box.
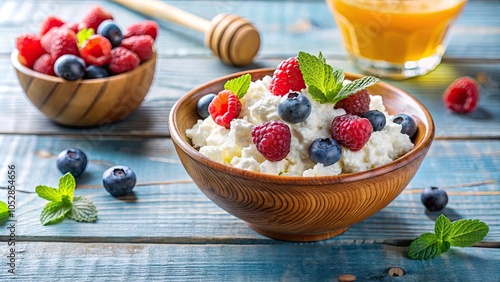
[1,242,498,281]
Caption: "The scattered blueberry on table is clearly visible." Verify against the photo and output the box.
[421,186,448,211]
[102,165,137,197]
[56,148,88,177]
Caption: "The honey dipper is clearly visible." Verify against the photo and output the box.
[113,0,261,66]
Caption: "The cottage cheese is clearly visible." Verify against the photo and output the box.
[186,76,414,176]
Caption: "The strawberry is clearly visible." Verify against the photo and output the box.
[120,35,154,62]
[61,22,79,33]
[443,76,480,114]
[269,56,306,96]
[108,47,140,74]
[39,16,65,35]
[124,20,159,40]
[79,34,112,66]
[15,33,46,68]
[50,28,79,60]
[208,90,242,128]
[331,114,372,151]
[79,5,113,31]
[251,120,291,161]
[33,53,55,76]
[334,89,370,116]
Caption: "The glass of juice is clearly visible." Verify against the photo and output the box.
[326,0,467,79]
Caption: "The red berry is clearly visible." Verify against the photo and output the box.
[108,47,140,74]
[40,28,57,53]
[120,35,154,62]
[61,22,79,33]
[251,120,291,162]
[15,33,46,68]
[79,5,113,31]
[208,90,242,128]
[443,76,480,114]
[331,114,372,151]
[124,20,159,40]
[39,16,65,35]
[79,34,112,66]
[334,89,370,116]
[269,56,306,96]
[50,28,79,60]
[33,53,55,76]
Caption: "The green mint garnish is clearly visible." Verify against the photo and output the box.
[77,28,94,47]
[0,201,10,222]
[408,214,489,260]
[35,173,98,225]
[298,51,380,104]
[224,73,251,99]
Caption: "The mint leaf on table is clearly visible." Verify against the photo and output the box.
[408,214,489,260]
[0,201,10,222]
[298,51,380,104]
[224,73,251,99]
[67,196,98,222]
[36,172,97,225]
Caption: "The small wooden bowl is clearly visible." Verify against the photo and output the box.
[169,68,435,242]
[11,49,156,127]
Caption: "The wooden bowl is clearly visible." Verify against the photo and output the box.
[169,68,434,242]
[11,49,156,127]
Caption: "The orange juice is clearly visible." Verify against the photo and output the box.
[326,0,467,78]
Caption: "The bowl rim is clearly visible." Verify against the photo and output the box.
[11,49,156,84]
[169,68,435,185]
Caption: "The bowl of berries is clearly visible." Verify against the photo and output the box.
[169,51,434,242]
[11,6,158,127]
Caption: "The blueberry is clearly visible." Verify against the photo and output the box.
[197,93,217,119]
[56,148,88,177]
[102,165,137,197]
[278,91,312,123]
[308,138,342,166]
[54,54,85,81]
[97,20,123,47]
[363,110,386,132]
[393,114,417,138]
[85,65,109,79]
[421,186,448,211]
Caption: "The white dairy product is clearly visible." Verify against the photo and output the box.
[186,75,414,176]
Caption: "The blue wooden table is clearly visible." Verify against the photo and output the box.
[0,0,499,281]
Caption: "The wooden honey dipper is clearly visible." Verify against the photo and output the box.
[113,0,261,66]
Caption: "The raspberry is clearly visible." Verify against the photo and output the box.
[15,33,46,68]
[120,35,154,62]
[61,22,79,33]
[334,89,370,116]
[41,28,57,53]
[269,56,306,96]
[124,20,159,40]
[331,114,372,151]
[50,28,79,60]
[251,120,291,162]
[208,90,242,128]
[108,47,140,74]
[39,16,65,35]
[79,34,112,66]
[79,5,113,32]
[443,76,480,114]
[33,53,55,76]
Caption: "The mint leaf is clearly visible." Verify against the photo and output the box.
[77,28,94,47]
[434,214,453,240]
[35,185,62,202]
[0,201,10,222]
[446,219,489,247]
[224,73,251,99]
[334,76,380,103]
[67,196,98,222]
[40,201,72,226]
[58,172,76,200]
[408,233,442,260]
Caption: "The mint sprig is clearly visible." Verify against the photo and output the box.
[76,28,94,48]
[0,201,10,222]
[408,214,489,260]
[35,173,98,225]
[224,73,251,99]
[298,51,380,104]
